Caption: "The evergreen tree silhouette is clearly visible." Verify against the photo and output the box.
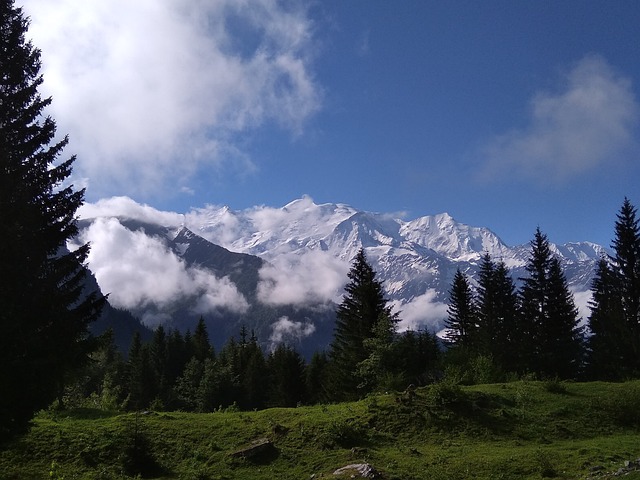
[0,1,104,437]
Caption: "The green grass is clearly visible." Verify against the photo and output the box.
[2,381,640,479]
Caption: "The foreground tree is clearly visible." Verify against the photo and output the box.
[475,253,520,373]
[445,269,477,351]
[588,198,640,378]
[266,344,306,407]
[328,249,396,400]
[0,1,104,437]
[519,228,582,378]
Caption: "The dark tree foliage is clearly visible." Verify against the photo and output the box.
[305,351,330,404]
[476,254,498,353]
[329,249,396,400]
[266,344,306,407]
[588,258,626,379]
[445,269,477,350]
[390,329,440,386]
[192,317,214,362]
[0,1,104,437]
[541,257,584,377]
[238,336,268,410]
[175,357,205,411]
[150,325,178,408]
[213,329,268,410]
[165,329,191,389]
[356,310,399,393]
[475,254,520,372]
[126,332,156,410]
[588,198,640,379]
[519,228,582,378]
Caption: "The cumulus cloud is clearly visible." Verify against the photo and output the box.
[392,289,449,332]
[21,0,321,198]
[269,316,316,349]
[257,249,349,305]
[479,55,639,183]
[71,217,249,323]
[78,196,184,226]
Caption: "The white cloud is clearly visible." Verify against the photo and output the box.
[392,289,449,332]
[71,217,249,322]
[269,316,316,349]
[21,0,321,198]
[480,55,639,183]
[572,288,591,327]
[78,196,184,226]
[257,249,349,306]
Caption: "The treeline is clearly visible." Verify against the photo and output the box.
[68,319,439,412]
[63,244,444,413]
[63,198,640,413]
[444,198,640,383]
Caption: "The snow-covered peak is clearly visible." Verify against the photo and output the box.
[400,213,509,261]
[78,196,604,334]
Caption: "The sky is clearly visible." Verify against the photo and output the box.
[21,0,640,248]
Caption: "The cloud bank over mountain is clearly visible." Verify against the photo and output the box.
[70,216,249,326]
[76,196,604,336]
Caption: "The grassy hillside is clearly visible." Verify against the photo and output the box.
[2,380,640,479]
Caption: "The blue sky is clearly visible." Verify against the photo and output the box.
[22,0,640,247]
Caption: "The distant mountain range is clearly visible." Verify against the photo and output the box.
[76,196,607,356]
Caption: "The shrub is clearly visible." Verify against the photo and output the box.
[319,419,367,449]
[426,380,468,410]
[542,378,568,395]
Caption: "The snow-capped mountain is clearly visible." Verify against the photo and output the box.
[75,196,607,351]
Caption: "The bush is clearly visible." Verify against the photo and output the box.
[319,419,367,449]
[426,380,468,410]
[542,378,568,395]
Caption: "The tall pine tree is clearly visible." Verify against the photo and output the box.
[328,249,396,400]
[445,269,477,351]
[475,253,520,373]
[0,1,103,437]
[588,198,640,378]
[519,228,582,378]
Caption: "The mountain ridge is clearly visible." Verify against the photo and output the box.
[75,196,607,349]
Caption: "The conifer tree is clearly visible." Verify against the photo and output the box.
[476,254,498,353]
[356,311,399,393]
[445,269,478,350]
[192,317,214,362]
[165,329,190,390]
[0,1,103,437]
[394,329,440,386]
[126,332,156,410]
[588,198,640,378]
[266,344,306,407]
[238,336,268,410]
[329,249,396,400]
[588,258,625,379]
[476,253,520,372]
[541,257,583,377]
[519,228,582,378]
[611,198,640,374]
[305,351,330,404]
[150,326,171,408]
[175,357,205,411]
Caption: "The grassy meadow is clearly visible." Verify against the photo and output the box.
[2,380,640,479]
